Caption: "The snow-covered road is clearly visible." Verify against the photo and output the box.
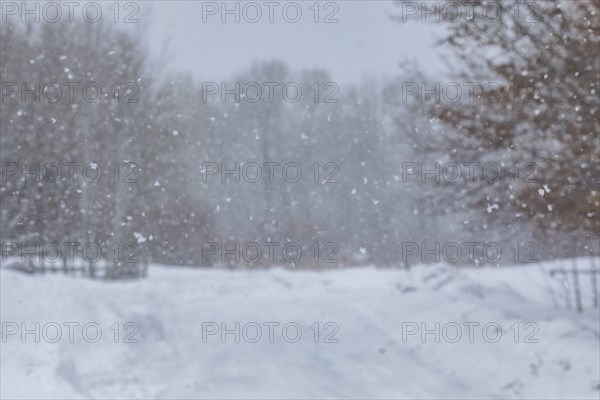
[1,261,599,399]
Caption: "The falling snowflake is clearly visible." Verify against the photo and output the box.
[133,232,147,243]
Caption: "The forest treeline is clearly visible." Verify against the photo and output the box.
[1,0,598,270]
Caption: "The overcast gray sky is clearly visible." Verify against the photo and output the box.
[143,1,445,84]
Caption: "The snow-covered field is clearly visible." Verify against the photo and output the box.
[1,260,599,399]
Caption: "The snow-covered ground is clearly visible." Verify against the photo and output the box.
[1,260,599,399]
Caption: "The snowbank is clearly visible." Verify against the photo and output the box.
[1,260,599,399]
